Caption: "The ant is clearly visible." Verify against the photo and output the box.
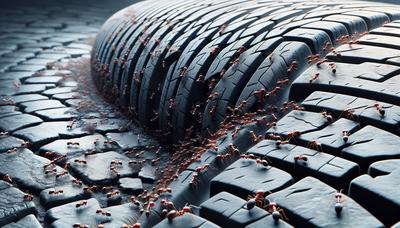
[74,159,87,165]
[83,186,98,192]
[6,148,18,154]
[307,139,322,151]
[277,79,290,86]
[309,72,320,84]
[294,154,308,162]
[56,170,68,178]
[287,130,301,139]
[341,108,357,120]
[75,200,88,208]
[266,133,282,141]
[110,160,123,166]
[322,42,331,52]
[24,193,33,201]
[322,111,333,123]
[189,173,199,186]
[106,190,120,198]
[44,167,57,175]
[96,209,111,216]
[72,179,83,186]
[122,223,141,228]
[287,61,297,74]
[110,166,121,177]
[342,129,350,142]
[307,54,320,64]
[256,158,270,168]
[67,141,80,147]
[266,202,288,221]
[43,151,56,158]
[165,204,192,221]
[157,187,172,195]
[249,131,263,143]
[84,150,97,156]
[73,223,89,228]
[49,189,64,195]
[373,102,385,116]
[275,140,290,146]
[195,164,209,173]
[334,189,344,215]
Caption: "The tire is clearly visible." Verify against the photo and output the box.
[92,1,400,227]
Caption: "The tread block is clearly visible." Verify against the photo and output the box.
[210,158,293,199]
[299,118,360,155]
[290,62,400,105]
[154,213,221,228]
[368,159,400,177]
[301,21,349,44]
[248,140,359,189]
[349,161,400,226]
[342,125,400,171]
[268,176,384,228]
[283,28,331,53]
[323,14,367,34]
[343,11,389,30]
[200,191,268,227]
[266,110,330,136]
[301,91,400,133]
[359,34,400,49]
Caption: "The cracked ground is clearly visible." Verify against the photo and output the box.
[0,0,173,226]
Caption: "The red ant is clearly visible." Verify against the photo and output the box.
[309,72,320,84]
[210,47,219,55]
[96,209,111,216]
[329,62,336,73]
[322,42,331,52]
[287,61,297,74]
[73,224,89,228]
[56,170,68,178]
[316,59,327,67]
[84,150,97,156]
[102,186,113,193]
[307,54,320,64]
[44,167,57,175]
[74,159,87,165]
[72,179,83,186]
[189,173,199,186]
[49,189,64,195]
[122,223,141,228]
[24,193,33,201]
[106,190,120,198]
[294,154,308,162]
[6,148,18,154]
[240,154,256,159]
[256,158,270,167]
[308,139,322,151]
[180,66,188,77]
[43,151,56,158]
[277,79,290,85]
[342,129,350,142]
[110,160,123,166]
[195,164,209,173]
[374,102,385,116]
[83,186,98,192]
[341,108,356,120]
[165,205,192,221]
[322,111,333,123]
[110,166,120,177]
[275,140,290,146]
[287,130,301,139]
[267,53,273,62]
[75,200,88,208]
[334,189,344,215]
[249,131,262,143]
[67,141,80,147]
[266,202,288,221]
[266,133,282,141]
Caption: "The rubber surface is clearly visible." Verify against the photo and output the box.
[91,1,400,227]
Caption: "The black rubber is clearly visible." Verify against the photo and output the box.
[91,1,400,227]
